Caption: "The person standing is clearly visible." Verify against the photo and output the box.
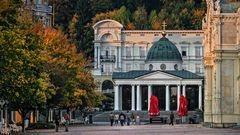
[109,112,114,126]
[54,115,60,132]
[119,112,125,126]
[169,111,174,126]
[130,113,135,125]
[114,113,119,125]
[63,112,70,132]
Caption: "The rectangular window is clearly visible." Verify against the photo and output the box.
[182,34,186,36]
[126,47,131,58]
[140,64,145,70]
[154,34,159,36]
[111,49,115,55]
[105,64,110,73]
[140,33,145,36]
[181,46,187,56]
[126,33,131,36]
[182,64,186,70]
[139,46,145,58]
[196,34,200,36]
[168,34,173,36]
[126,64,131,71]
[195,46,201,58]
[195,64,201,74]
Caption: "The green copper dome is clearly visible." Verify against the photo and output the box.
[146,37,182,61]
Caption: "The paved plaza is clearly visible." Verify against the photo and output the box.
[25,124,240,135]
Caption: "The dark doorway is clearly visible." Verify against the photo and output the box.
[170,86,177,110]
[122,85,131,110]
[152,85,166,110]
[141,86,148,110]
[186,85,199,111]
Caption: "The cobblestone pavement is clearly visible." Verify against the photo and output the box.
[25,124,240,135]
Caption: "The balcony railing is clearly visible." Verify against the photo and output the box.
[33,4,52,13]
[100,55,115,62]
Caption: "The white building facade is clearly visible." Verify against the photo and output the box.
[23,0,53,27]
[92,19,204,94]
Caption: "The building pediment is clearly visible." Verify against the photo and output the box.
[93,19,123,30]
[136,71,182,80]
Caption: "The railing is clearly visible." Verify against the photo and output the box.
[100,55,115,62]
[33,4,52,13]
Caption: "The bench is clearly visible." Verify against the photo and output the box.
[150,117,168,124]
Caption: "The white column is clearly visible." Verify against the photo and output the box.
[36,110,39,122]
[177,85,181,111]
[199,85,202,110]
[119,46,122,68]
[119,86,122,110]
[115,47,118,69]
[183,85,186,96]
[94,45,97,68]
[11,111,14,122]
[50,109,53,122]
[148,85,152,111]
[165,85,170,111]
[48,109,51,122]
[114,85,119,111]
[131,44,134,59]
[97,46,101,69]
[131,85,135,111]
[136,85,141,111]
[1,109,3,122]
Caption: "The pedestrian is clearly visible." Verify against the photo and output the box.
[114,113,119,125]
[126,116,131,126]
[63,112,70,132]
[119,112,125,126]
[109,112,114,126]
[130,113,135,125]
[54,115,60,132]
[169,111,174,126]
[136,115,140,125]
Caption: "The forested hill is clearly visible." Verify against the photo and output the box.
[54,0,207,58]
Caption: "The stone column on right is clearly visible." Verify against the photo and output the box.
[136,85,141,111]
[148,85,152,111]
[131,85,135,111]
[198,85,202,110]
[165,85,170,111]
[177,85,181,111]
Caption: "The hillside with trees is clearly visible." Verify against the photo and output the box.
[54,0,207,58]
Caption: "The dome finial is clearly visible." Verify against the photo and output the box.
[161,21,167,37]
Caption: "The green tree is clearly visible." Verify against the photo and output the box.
[133,6,149,29]
[0,25,55,132]
[39,27,104,111]
[113,6,131,27]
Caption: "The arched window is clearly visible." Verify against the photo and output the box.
[101,80,114,93]
[149,64,153,71]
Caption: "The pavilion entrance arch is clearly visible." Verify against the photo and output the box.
[101,80,114,93]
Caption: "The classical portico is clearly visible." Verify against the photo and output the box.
[113,70,203,111]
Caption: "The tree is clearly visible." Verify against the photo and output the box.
[0,25,56,132]
[113,6,131,27]
[149,10,161,30]
[38,27,104,111]
[133,6,149,29]
[0,1,56,132]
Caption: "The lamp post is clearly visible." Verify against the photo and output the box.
[0,100,5,122]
